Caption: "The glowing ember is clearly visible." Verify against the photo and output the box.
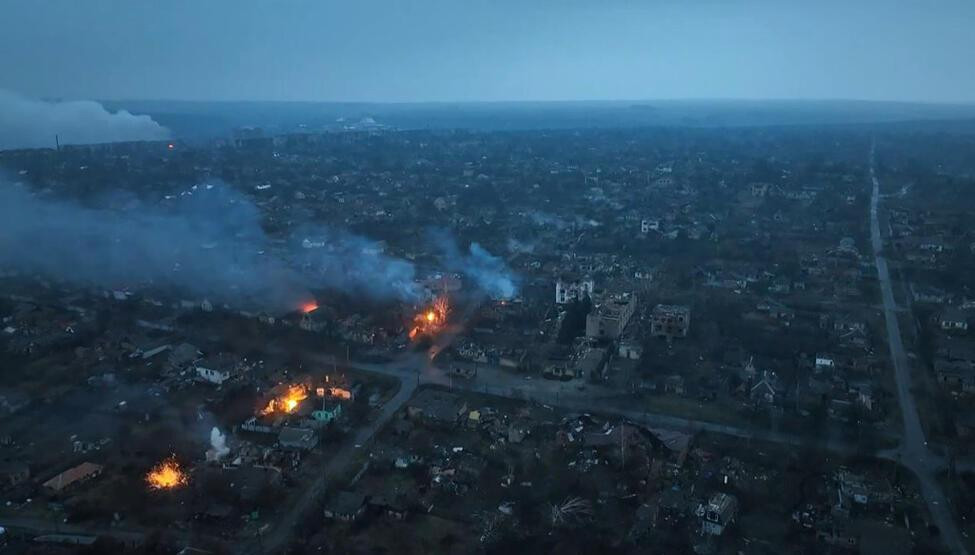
[260,384,308,416]
[146,457,187,490]
[301,301,319,314]
[409,296,449,341]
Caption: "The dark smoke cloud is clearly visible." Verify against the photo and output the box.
[0,89,169,151]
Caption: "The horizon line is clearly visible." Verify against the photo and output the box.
[88,96,975,108]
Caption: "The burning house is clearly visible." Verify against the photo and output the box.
[408,295,449,341]
[260,384,309,417]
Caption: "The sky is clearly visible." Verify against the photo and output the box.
[1,0,974,104]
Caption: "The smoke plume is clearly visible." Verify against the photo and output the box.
[0,180,516,310]
[209,427,230,460]
[0,182,308,309]
[295,226,422,302]
[429,231,518,300]
[0,89,169,151]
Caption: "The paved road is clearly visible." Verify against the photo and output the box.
[331,353,875,458]
[241,373,418,555]
[869,143,967,554]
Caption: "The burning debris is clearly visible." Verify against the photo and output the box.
[409,296,449,341]
[146,456,188,490]
[260,384,309,416]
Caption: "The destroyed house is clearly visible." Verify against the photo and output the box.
[407,390,468,427]
[651,304,690,339]
[324,491,368,521]
[701,492,738,536]
[278,427,317,450]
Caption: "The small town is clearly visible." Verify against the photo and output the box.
[1,119,973,554]
[2,2,975,553]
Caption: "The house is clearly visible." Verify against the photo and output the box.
[586,294,638,339]
[640,218,661,233]
[700,492,738,536]
[663,375,685,396]
[406,390,468,427]
[324,491,367,521]
[311,404,343,425]
[277,427,317,450]
[43,462,103,492]
[833,468,893,516]
[650,304,690,340]
[194,354,241,385]
[815,355,835,371]
[940,308,969,333]
[913,286,947,305]
[934,360,975,393]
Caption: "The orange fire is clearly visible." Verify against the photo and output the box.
[260,384,308,416]
[301,301,319,314]
[409,296,449,341]
[146,456,187,490]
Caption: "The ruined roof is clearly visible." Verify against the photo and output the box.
[43,462,103,492]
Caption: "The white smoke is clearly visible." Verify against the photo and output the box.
[208,427,230,461]
[0,89,170,151]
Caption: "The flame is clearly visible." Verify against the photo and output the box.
[147,456,187,490]
[260,384,308,416]
[409,296,449,341]
[301,301,319,314]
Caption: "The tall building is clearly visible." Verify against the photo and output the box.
[586,293,637,339]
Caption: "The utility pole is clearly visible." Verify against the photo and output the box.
[621,418,626,470]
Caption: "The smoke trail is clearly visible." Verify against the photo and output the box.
[0,89,169,150]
